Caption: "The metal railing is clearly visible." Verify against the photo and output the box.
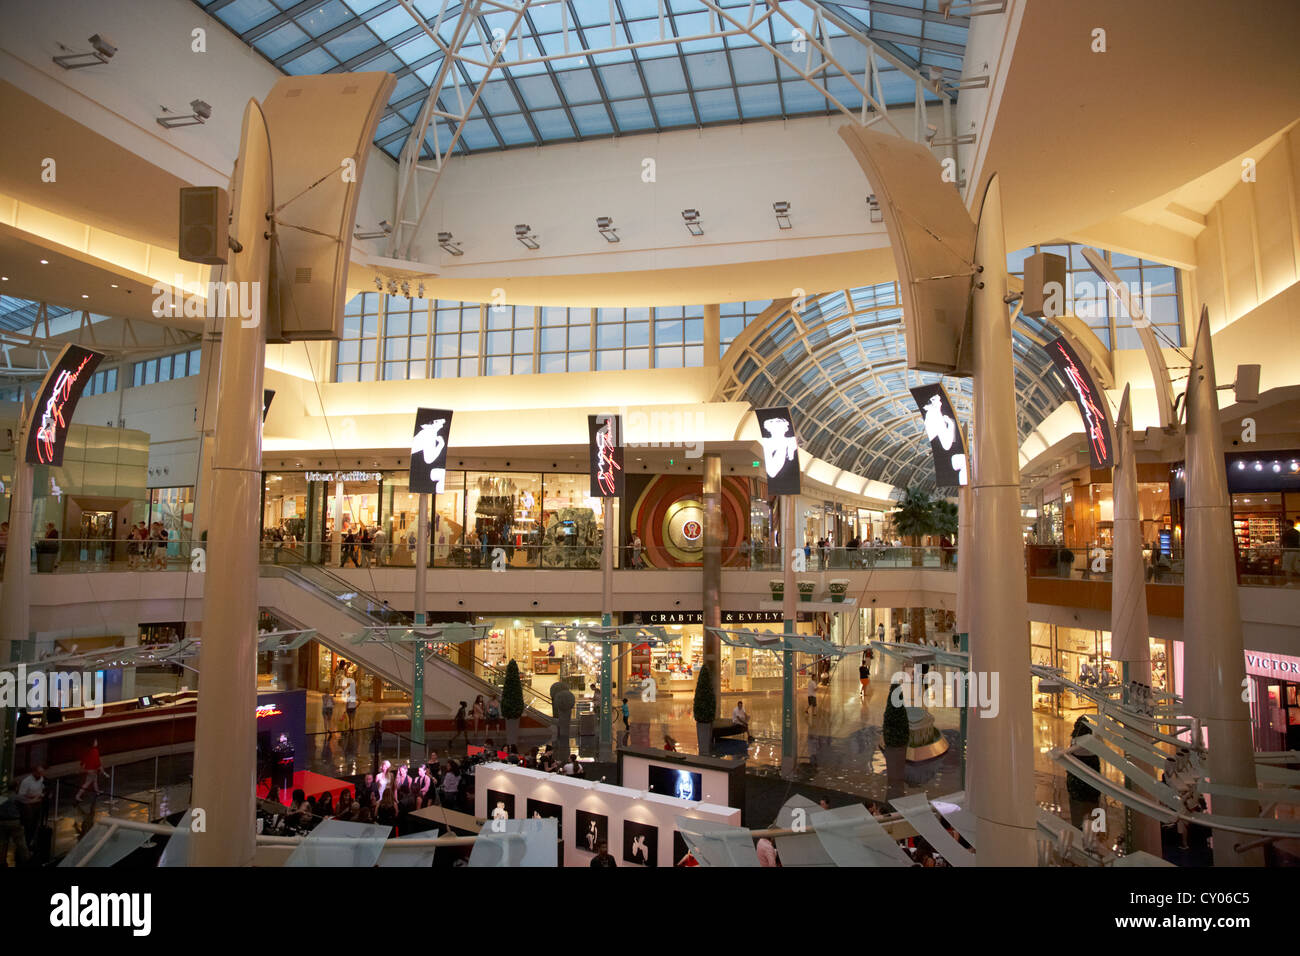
[6,535,196,575]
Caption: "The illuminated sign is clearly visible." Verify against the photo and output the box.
[305,471,382,483]
[588,413,624,497]
[1245,651,1300,678]
[255,704,283,719]
[1046,336,1114,470]
[908,382,968,487]
[681,520,702,541]
[755,406,801,495]
[410,407,453,494]
[24,344,105,466]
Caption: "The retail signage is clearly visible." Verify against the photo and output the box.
[1245,650,1300,679]
[635,611,784,625]
[588,413,624,497]
[908,382,968,487]
[305,471,382,483]
[755,406,801,495]
[24,344,105,467]
[1045,336,1114,470]
[410,407,453,494]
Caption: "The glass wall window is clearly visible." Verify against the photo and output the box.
[334,292,771,382]
[484,304,536,376]
[539,307,593,373]
[382,296,430,380]
[1006,242,1183,349]
[84,367,118,397]
[719,300,772,357]
[433,299,480,379]
[335,292,380,382]
[132,349,200,387]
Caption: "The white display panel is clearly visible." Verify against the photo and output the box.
[473,763,740,868]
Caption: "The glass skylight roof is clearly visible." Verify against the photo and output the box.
[195,0,969,159]
[719,281,1074,491]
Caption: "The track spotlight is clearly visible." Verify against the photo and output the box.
[596,216,619,243]
[437,231,463,256]
[53,34,117,69]
[157,99,212,130]
[515,224,539,250]
[773,200,792,229]
[681,209,703,236]
[867,194,883,223]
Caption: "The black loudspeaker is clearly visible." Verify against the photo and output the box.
[178,186,229,265]
[1023,251,1067,319]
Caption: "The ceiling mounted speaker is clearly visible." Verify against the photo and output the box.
[260,71,395,341]
[1234,364,1260,404]
[178,186,229,265]
[1023,252,1067,319]
[839,126,975,375]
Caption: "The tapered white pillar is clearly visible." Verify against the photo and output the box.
[1111,385,1163,856]
[0,407,32,787]
[1182,308,1262,866]
[966,175,1035,865]
[189,100,272,866]
[955,476,973,640]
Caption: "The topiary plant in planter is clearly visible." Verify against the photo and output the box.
[693,664,715,756]
[882,682,911,799]
[797,580,816,602]
[501,659,525,746]
[828,579,849,603]
[769,579,784,601]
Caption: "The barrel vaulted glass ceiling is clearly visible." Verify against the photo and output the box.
[714,281,1076,492]
[194,0,969,159]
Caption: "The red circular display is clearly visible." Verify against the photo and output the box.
[682,520,703,540]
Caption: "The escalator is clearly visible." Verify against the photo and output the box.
[258,555,553,725]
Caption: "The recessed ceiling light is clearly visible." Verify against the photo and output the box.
[39,258,49,265]
[110,283,118,288]
[1,276,7,281]
[81,294,89,298]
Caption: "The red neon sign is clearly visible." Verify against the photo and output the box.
[596,420,622,496]
[1049,339,1113,469]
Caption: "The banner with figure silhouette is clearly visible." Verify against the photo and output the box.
[409,408,453,494]
[755,406,801,496]
[908,383,968,488]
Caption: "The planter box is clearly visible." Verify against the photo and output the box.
[797,581,816,603]
[828,579,849,603]
[768,579,784,601]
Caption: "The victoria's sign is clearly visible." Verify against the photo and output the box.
[908,382,968,487]
[25,344,105,467]
[1046,336,1114,470]
[410,407,453,494]
[755,406,801,496]
[588,413,624,497]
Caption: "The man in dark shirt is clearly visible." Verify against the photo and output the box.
[590,841,616,867]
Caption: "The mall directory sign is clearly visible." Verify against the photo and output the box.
[588,413,624,497]
[24,343,105,467]
[1045,336,1115,470]
[908,382,969,488]
[755,406,801,495]
[409,407,453,494]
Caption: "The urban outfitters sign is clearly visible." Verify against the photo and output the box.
[305,471,382,483]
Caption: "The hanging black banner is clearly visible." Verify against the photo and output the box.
[409,407,454,493]
[25,344,105,467]
[1045,337,1114,469]
[588,413,624,497]
[908,382,969,488]
[755,406,801,495]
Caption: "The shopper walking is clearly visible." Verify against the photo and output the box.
[16,766,45,852]
[450,701,468,749]
[372,525,387,566]
[471,695,485,736]
[805,675,819,715]
[342,673,358,731]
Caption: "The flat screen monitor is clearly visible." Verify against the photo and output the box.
[138,696,154,707]
[648,765,703,802]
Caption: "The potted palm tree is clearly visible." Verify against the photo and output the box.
[693,664,715,756]
[890,487,938,643]
[501,659,525,746]
[882,681,911,799]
